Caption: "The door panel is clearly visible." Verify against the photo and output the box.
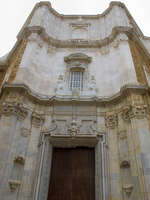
[47,147,95,200]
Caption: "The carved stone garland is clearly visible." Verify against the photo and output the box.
[2,101,28,120]
[105,113,118,129]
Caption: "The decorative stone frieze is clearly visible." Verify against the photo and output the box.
[122,105,147,121]
[43,118,103,137]
[105,113,118,129]
[8,180,21,192]
[31,112,45,128]
[2,102,28,120]
[14,155,25,165]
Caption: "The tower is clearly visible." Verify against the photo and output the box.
[0,1,150,200]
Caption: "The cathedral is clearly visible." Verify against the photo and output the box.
[0,1,150,200]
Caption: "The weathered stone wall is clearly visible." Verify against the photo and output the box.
[8,32,138,97]
[0,89,150,199]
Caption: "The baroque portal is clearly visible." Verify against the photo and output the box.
[0,1,150,200]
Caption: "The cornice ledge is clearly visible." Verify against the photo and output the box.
[2,83,148,105]
[19,26,134,48]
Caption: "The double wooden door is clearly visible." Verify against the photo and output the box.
[47,147,95,200]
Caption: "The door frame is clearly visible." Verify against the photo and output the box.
[33,134,109,200]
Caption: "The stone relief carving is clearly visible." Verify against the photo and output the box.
[67,119,80,137]
[105,113,118,129]
[132,105,147,119]
[122,105,147,121]
[43,118,102,137]
[8,180,21,192]
[2,101,28,120]
[121,106,133,121]
[31,112,45,128]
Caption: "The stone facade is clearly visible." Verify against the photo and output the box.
[0,1,150,200]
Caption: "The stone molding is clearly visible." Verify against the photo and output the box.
[19,26,132,49]
[2,101,28,120]
[64,53,92,64]
[2,83,148,105]
[31,112,45,128]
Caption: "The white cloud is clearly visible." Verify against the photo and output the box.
[0,0,150,56]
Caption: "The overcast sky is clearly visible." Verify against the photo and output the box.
[0,0,150,57]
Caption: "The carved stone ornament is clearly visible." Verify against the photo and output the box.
[132,105,147,119]
[31,112,45,128]
[67,119,80,137]
[122,105,147,120]
[2,101,28,120]
[105,114,118,129]
[121,106,133,121]
[122,184,133,196]
[14,155,25,165]
[8,180,21,192]
[42,119,103,138]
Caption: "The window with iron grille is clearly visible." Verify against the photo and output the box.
[70,71,83,91]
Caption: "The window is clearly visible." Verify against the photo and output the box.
[70,70,83,91]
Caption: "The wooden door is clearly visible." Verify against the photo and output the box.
[47,147,95,200]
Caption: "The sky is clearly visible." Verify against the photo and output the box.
[0,0,150,57]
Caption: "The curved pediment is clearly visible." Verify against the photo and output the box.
[64,53,92,64]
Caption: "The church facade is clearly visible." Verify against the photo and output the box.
[0,1,150,200]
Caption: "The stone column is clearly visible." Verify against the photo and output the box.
[18,112,45,200]
[105,112,122,200]
[0,101,28,200]
[118,111,134,200]
[129,105,150,199]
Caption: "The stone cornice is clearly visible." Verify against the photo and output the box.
[2,83,148,105]
[19,26,135,48]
